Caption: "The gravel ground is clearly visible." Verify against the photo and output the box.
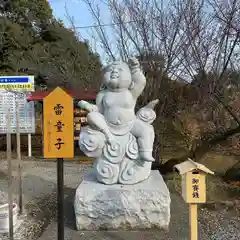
[199,208,240,240]
[0,159,239,240]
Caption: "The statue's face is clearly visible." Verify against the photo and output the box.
[103,61,132,90]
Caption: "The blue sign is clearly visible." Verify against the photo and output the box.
[0,77,30,83]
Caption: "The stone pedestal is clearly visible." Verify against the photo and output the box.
[74,170,171,230]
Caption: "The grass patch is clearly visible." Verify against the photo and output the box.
[206,175,240,202]
[164,172,182,194]
[199,152,238,176]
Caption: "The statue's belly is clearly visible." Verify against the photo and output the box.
[104,108,135,125]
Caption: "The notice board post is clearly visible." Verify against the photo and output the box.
[43,87,74,240]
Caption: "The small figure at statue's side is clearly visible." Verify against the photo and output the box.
[79,58,159,185]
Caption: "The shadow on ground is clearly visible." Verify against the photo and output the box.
[64,187,77,230]
[0,170,7,180]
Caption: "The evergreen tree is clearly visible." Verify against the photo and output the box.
[0,0,102,89]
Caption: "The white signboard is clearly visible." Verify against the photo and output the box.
[0,75,35,134]
[0,92,35,134]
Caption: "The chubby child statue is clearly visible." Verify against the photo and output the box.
[79,58,158,184]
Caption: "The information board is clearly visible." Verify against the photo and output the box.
[0,76,35,134]
[0,92,35,134]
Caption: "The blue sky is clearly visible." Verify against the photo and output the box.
[48,0,111,60]
[49,0,94,33]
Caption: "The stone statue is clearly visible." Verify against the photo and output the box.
[78,58,159,185]
[74,59,170,231]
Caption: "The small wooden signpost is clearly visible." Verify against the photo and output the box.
[43,87,74,240]
[174,158,214,240]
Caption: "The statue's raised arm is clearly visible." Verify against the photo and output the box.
[128,57,146,99]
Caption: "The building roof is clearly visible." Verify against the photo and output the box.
[27,88,97,101]
[174,158,214,175]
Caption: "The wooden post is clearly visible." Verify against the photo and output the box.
[28,133,32,157]
[57,158,64,240]
[7,108,14,240]
[189,204,198,240]
[15,100,23,214]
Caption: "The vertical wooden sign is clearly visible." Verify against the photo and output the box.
[43,87,74,159]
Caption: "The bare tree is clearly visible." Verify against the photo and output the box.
[176,0,240,135]
[79,0,240,165]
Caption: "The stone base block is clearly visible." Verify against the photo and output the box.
[74,170,171,230]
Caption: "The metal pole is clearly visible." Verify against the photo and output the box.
[28,133,32,157]
[57,158,64,240]
[15,100,23,214]
[7,108,14,240]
